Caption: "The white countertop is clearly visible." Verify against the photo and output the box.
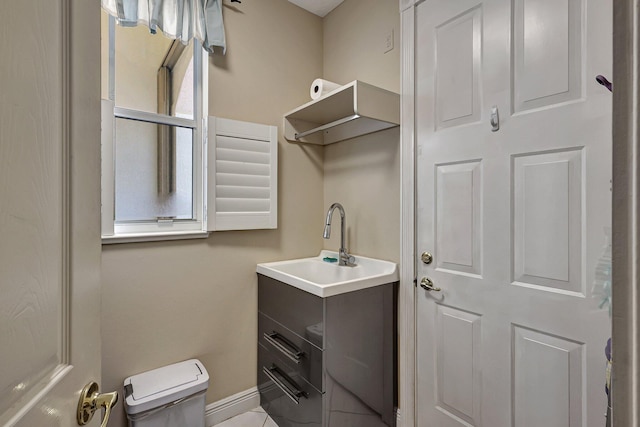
[256,251,399,297]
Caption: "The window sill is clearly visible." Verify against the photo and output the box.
[102,231,210,245]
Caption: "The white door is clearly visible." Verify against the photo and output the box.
[0,1,104,426]
[414,0,612,425]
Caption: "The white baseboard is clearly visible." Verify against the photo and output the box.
[205,388,400,426]
[205,387,260,426]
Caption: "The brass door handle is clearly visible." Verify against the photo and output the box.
[420,277,441,292]
[77,382,118,427]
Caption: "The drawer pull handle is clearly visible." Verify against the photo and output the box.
[263,364,308,405]
[264,331,304,364]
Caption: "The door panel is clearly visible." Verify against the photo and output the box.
[436,305,481,425]
[0,2,65,416]
[0,1,102,426]
[512,0,583,112]
[435,6,482,128]
[512,149,584,294]
[414,0,611,425]
[512,326,584,427]
[435,161,483,277]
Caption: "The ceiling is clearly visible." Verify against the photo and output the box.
[287,0,344,17]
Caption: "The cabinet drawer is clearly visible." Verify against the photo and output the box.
[259,313,323,392]
[258,343,322,427]
[258,274,324,347]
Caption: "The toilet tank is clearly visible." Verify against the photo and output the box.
[124,359,209,427]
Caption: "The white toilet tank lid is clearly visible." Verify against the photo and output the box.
[124,359,209,415]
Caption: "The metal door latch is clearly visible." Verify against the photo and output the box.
[77,382,118,427]
[420,277,441,292]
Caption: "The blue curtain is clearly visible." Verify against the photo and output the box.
[101,0,226,54]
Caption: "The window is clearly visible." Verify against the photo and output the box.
[101,12,278,244]
[101,13,208,242]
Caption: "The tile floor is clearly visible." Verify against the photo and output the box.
[213,406,277,427]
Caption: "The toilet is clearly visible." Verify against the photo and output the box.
[123,359,209,427]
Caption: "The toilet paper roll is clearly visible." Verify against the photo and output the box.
[310,79,341,100]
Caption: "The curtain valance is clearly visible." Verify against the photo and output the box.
[101,0,226,54]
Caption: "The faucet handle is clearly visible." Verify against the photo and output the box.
[339,250,355,266]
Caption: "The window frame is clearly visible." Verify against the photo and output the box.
[101,16,209,244]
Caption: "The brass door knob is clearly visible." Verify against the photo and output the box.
[421,252,433,264]
[420,277,441,292]
[77,382,118,427]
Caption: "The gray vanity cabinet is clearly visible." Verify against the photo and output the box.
[257,274,397,427]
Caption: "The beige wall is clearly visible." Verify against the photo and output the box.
[322,0,401,263]
[100,1,324,426]
[102,0,401,425]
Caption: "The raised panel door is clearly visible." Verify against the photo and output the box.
[414,0,611,425]
[0,1,102,425]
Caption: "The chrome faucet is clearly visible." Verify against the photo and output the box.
[323,203,354,266]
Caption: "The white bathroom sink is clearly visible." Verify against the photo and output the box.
[256,250,398,297]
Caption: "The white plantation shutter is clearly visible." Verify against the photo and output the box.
[207,117,278,231]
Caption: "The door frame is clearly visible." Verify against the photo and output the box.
[399,0,632,426]
[399,1,416,427]
[611,1,640,426]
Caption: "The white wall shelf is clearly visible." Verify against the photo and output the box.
[283,80,400,145]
